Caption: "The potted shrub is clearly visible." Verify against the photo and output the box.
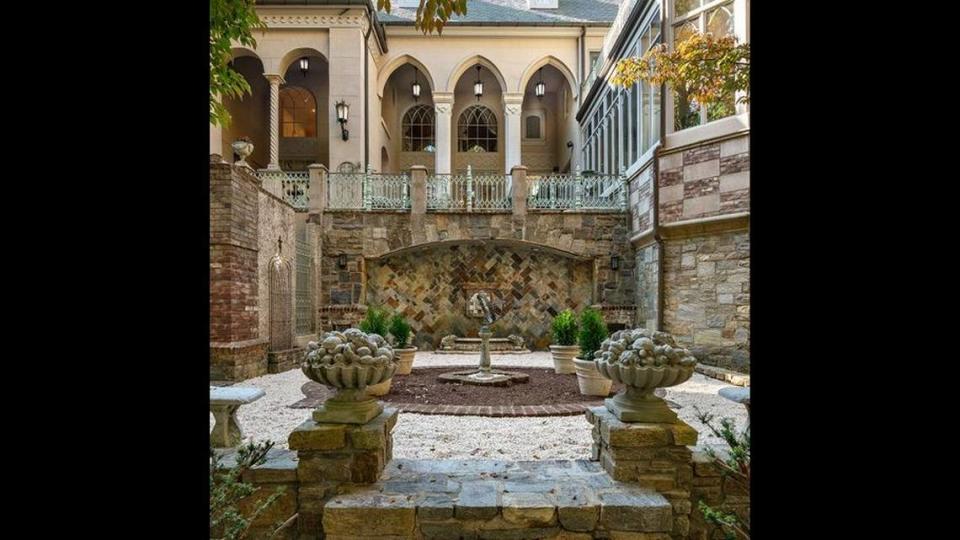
[389,313,417,375]
[572,308,612,396]
[358,307,393,396]
[549,309,579,374]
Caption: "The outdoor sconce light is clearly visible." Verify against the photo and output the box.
[474,65,483,101]
[535,68,545,99]
[412,67,422,101]
[335,100,350,141]
[338,253,348,269]
[299,57,309,77]
[610,255,620,270]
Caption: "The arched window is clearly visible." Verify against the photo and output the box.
[458,105,497,152]
[280,87,317,138]
[401,104,435,152]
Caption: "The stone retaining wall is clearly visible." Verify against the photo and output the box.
[689,449,749,540]
[661,228,749,373]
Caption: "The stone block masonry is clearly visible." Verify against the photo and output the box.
[688,450,749,540]
[657,135,749,225]
[661,228,749,373]
[289,407,399,538]
[586,406,698,539]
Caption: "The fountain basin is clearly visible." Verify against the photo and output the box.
[436,369,529,386]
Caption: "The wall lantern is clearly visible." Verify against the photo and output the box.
[411,67,422,101]
[535,68,545,99]
[338,253,348,269]
[335,100,350,141]
[610,255,620,270]
[299,57,309,77]
[473,65,484,101]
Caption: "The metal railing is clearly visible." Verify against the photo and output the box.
[528,171,627,210]
[364,171,411,210]
[254,166,626,213]
[256,170,310,210]
[426,166,512,211]
[327,172,364,209]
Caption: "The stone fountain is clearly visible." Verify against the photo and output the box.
[437,291,528,386]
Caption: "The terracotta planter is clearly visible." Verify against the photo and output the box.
[549,345,579,374]
[393,347,418,375]
[573,357,612,396]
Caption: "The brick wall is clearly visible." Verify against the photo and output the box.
[661,229,749,372]
[658,135,749,224]
[210,163,261,344]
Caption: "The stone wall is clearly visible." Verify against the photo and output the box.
[318,210,636,343]
[258,189,297,344]
[366,242,594,349]
[689,449,749,540]
[661,227,749,372]
[635,243,660,332]
[629,163,655,236]
[658,135,749,224]
[586,406,699,540]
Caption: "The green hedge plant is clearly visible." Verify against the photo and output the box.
[358,306,389,337]
[577,308,608,360]
[551,309,579,346]
[389,313,412,348]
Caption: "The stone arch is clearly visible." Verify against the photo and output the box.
[231,47,261,63]
[446,54,507,93]
[517,56,578,98]
[378,54,436,98]
[278,47,328,76]
[367,238,592,262]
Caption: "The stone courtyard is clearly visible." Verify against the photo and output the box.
[210,352,746,458]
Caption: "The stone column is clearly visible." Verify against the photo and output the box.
[433,93,454,174]
[502,93,524,174]
[586,406,699,539]
[307,163,328,215]
[210,104,225,163]
[409,165,427,245]
[510,165,527,218]
[265,74,285,170]
[288,408,399,536]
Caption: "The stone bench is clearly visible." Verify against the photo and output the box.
[210,386,265,448]
[321,459,674,539]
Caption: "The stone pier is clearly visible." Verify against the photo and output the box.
[288,407,399,537]
[586,407,699,539]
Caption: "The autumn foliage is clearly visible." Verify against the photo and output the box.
[611,32,749,107]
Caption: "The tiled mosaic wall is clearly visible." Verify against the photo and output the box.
[366,243,594,350]
[658,134,750,223]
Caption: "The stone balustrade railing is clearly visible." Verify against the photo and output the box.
[256,164,627,215]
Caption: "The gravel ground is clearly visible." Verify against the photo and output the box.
[211,352,748,457]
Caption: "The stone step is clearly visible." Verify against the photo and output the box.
[322,459,674,539]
